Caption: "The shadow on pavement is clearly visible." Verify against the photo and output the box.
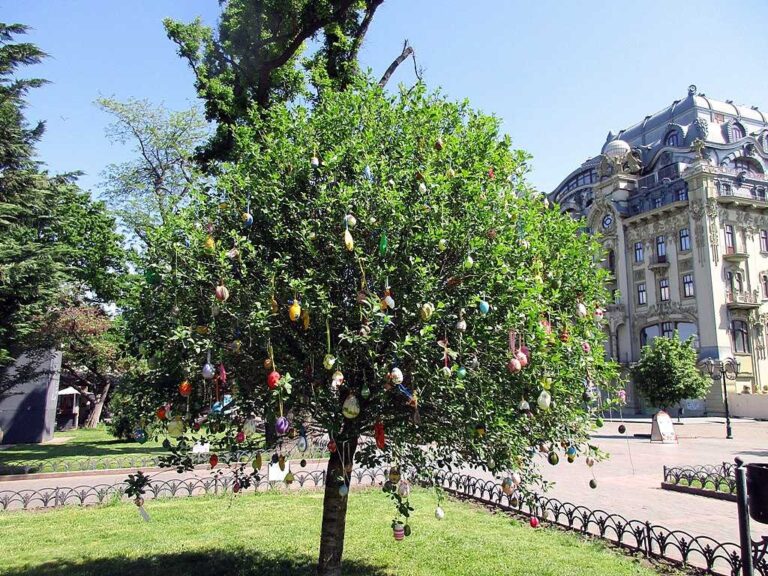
[1,549,390,576]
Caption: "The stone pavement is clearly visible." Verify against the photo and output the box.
[1,417,766,547]
[533,416,768,545]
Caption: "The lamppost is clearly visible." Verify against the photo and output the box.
[700,357,740,439]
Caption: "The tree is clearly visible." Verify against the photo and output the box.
[97,98,209,243]
[0,23,125,368]
[124,77,619,574]
[164,0,387,163]
[631,331,709,409]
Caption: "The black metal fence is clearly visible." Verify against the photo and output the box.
[1,465,766,576]
[0,439,330,476]
[662,462,736,499]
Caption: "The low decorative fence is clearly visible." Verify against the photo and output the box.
[433,470,767,576]
[662,462,737,501]
[2,465,766,576]
[0,439,330,476]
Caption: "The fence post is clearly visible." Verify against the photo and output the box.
[214,476,219,496]
[734,458,754,576]
[644,521,652,558]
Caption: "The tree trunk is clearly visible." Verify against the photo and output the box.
[317,436,358,576]
[84,380,111,428]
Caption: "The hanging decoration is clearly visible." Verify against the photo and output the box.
[204,235,215,252]
[478,299,490,315]
[576,301,588,318]
[342,393,360,419]
[379,230,388,256]
[202,351,215,380]
[167,416,184,437]
[455,309,467,332]
[323,320,336,369]
[537,390,552,410]
[289,297,302,322]
[418,182,427,194]
[331,370,345,391]
[438,238,448,251]
[311,154,320,168]
[381,281,395,310]
[276,416,290,436]
[374,420,386,449]
[178,380,192,397]
[389,367,404,386]
[420,302,435,321]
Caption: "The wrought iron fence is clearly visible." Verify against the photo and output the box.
[433,469,767,576]
[0,439,330,476]
[2,464,766,576]
[662,462,737,499]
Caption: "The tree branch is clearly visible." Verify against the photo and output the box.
[349,0,384,63]
[378,40,413,88]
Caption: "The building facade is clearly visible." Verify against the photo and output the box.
[550,85,768,414]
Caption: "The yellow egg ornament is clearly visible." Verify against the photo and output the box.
[342,393,360,419]
[204,236,215,252]
[344,229,354,251]
[289,300,301,322]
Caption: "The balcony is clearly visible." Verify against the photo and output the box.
[726,289,761,309]
[723,245,749,262]
[648,255,669,271]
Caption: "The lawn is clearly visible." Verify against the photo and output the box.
[0,426,166,470]
[0,489,668,576]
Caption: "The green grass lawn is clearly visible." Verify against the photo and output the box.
[0,426,166,469]
[0,489,669,576]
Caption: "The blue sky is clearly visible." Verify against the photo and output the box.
[5,0,768,195]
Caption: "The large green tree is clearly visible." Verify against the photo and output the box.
[631,331,709,410]
[0,23,124,371]
[126,77,619,574]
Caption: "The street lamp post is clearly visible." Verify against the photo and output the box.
[700,357,740,440]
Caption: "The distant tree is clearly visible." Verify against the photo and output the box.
[631,331,709,409]
[97,97,208,243]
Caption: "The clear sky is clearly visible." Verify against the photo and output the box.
[5,0,768,195]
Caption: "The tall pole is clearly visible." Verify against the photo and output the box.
[722,372,733,439]
[734,458,754,576]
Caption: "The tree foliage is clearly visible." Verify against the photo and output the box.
[97,97,209,242]
[125,76,619,573]
[0,23,125,367]
[631,332,709,409]
[164,0,385,162]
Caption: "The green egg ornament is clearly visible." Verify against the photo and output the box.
[403,524,412,537]
[548,452,559,466]
[595,417,604,428]
[323,354,336,370]
[589,479,598,489]
[379,232,388,256]
[464,255,474,269]
[253,453,263,470]
[438,239,448,251]
[457,366,467,379]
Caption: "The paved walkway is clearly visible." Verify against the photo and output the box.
[1,417,766,546]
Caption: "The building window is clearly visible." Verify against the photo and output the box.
[640,324,660,347]
[637,282,647,305]
[731,123,745,141]
[731,320,750,353]
[761,230,768,252]
[659,277,670,301]
[654,197,663,209]
[725,224,735,254]
[665,131,681,147]
[677,187,689,202]
[762,274,768,298]
[679,228,690,251]
[634,242,644,263]
[656,235,666,262]
[661,322,675,338]
[682,273,695,297]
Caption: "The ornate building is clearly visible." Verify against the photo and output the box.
[550,86,768,414]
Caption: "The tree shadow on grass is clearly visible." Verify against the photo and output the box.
[3,549,391,576]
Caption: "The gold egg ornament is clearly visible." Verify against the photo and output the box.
[344,228,354,251]
[289,299,302,322]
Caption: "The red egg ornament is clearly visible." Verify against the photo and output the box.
[374,420,386,449]
[530,516,540,528]
[328,439,337,453]
[156,406,167,421]
[236,431,245,443]
[209,454,219,468]
[267,370,281,389]
[215,284,230,302]
[178,380,192,397]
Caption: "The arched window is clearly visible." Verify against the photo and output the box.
[733,157,763,174]
[731,320,750,353]
[665,131,681,147]
[732,123,745,141]
[762,274,768,298]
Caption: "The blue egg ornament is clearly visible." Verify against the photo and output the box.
[478,300,490,315]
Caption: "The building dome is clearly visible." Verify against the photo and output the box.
[602,139,631,158]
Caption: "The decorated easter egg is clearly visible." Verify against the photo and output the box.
[515,349,528,368]
[447,167,456,178]
[548,452,559,465]
[397,480,411,497]
[331,370,344,390]
[242,212,253,228]
[566,445,577,457]
[435,506,445,520]
[156,406,167,420]
[167,416,184,437]
[595,417,604,428]
[179,380,192,397]
[581,341,591,354]
[464,255,474,269]
[418,182,427,194]
[344,229,354,251]
[518,399,530,411]
[267,370,281,389]
[618,424,627,434]
[204,236,215,252]
[297,435,308,452]
[502,478,514,495]
[507,358,522,373]
[209,454,218,468]
[284,471,295,485]
[311,155,320,167]
[342,394,360,419]
[275,417,290,435]
[389,467,401,483]
[374,420,385,449]
[384,294,395,309]
[134,428,147,443]
[589,479,598,489]
[389,367,404,385]
[345,214,357,227]
[530,516,540,528]
[441,365,452,379]
[253,453,263,470]
[264,358,273,370]
[512,472,522,486]
[456,319,467,332]
[393,523,405,541]
[585,456,595,468]
[289,300,301,322]
[339,483,349,497]
[435,137,444,151]
[478,300,490,315]
[456,366,467,379]
[235,430,245,443]
[361,384,371,399]
[328,439,337,453]
[594,307,605,320]
[244,418,258,435]
[202,363,215,380]
[278,455,286,470]
[323,354,336,370]
[215,284,229,302]
[537,390,551,410]
[474,423,486,438]
[576,302,588,318]
[363,165,373,181]
[379,231,388,256]
[438,238,448,251]
[211,401,223,414]
[420,302,435,321]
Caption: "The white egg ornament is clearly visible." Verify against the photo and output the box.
[202,363,216,380]
[331,370,345,390]
[441,366,452,379]
[435,506,445,520]
[576,302,588,318]
[342,393,360,419]
[311,155,320,168]
[418,182,427,194]
[537,390,552,411]
[420,302,435,321]
[389,367,404,385]
[345,214,357,228]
